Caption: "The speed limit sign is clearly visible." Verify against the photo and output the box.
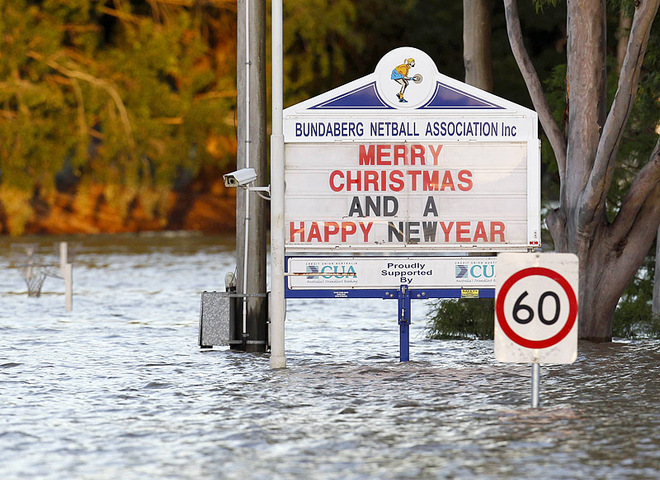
[495,253,578,364]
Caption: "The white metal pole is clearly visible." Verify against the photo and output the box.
[64,263,73,312]
[270,0,286,369]
[60,242,73,312]
[531,362,540,408]
[59,242,68,273]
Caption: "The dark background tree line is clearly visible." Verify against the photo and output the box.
[0,0,238,234]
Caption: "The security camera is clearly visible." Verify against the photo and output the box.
[223,167,257,187]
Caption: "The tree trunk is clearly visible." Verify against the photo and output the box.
[555,0,609,339]
[578,231,626,341]
[505,0,660,342]
[463,0,493,92]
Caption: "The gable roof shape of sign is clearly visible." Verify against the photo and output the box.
[307,79,502,111]
[284,47,533,116]
[420,81,502,110]
[309,82,394,110]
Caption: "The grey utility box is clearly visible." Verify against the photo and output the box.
[199,291,233,347]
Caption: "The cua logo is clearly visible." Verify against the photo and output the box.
[306,264,357,279]
[455,264,495,279]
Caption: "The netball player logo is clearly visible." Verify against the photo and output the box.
[375,48,434,109]
[391,58,423,103]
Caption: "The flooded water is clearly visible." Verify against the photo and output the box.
[1,233,659,479]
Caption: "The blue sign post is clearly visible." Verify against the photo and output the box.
[398,285,411,362]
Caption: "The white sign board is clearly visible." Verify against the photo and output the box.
[494,253,578,364]
[287,256,496,290]
[283,47,540,254]
[286,142,530,251]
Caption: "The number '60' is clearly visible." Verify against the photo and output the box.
[512,291,560,325]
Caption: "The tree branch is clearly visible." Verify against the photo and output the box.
[98,6,141,24]
[581,0,660,220]
[49,74,88,138]
[503,0,566,177]
[70,79,88,139]
[28,50,135,151]
[611,135,660,243]
[132,0,236,8]
[611,180,660,282]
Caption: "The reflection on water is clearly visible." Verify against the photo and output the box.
[1,233,659,479]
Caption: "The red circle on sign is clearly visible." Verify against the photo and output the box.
[495,267,577,349]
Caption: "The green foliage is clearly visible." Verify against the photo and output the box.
[613,244,660,339]
[283,0,363,104]
[425,298,495,340]
[534,0,561,13]
[613,302,660,340]
[0,0,237,232]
